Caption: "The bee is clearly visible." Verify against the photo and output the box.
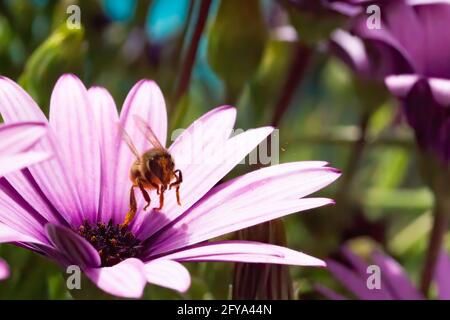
[120,115,182,227]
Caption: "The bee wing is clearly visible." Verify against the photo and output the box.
[132,115,164,149]
[117,123,141,160]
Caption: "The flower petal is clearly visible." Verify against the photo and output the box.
[0,222,45,244]
[0,76,47,122]
[162,241,325,267]
[45,223,101,268]
[0,178,49,244]
[330,29,371,76]
[113,80,168,223]
[0,152,50,178]
[385,74,420,99]
[435,251,450,300]
[149,163,339,255]
[49,74,101,224]
[88,86,120,222]
[315,284,347,300]
[429,78,450,106]
[0,122,47,157]
[326,259,393,300]
[0,258,9,280]
[85,258,147,299]
[144,259,191,293]
[372,251,422,300]
[0,75,83,226]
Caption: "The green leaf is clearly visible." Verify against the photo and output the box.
[207,0,268,102]
[18,23,85,113]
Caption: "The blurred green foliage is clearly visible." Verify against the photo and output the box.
[0,0,438,300]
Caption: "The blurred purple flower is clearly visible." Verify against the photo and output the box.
[316,246,450,300]
[337,0,450,161]
[0,74,340,298]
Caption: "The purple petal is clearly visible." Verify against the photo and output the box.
[4,168,66,226]
[144,259,191,293]
[113,80,168,223]
[0,222,44,244]
[372,251,423,300]
[45,223,101,268]
[326,259,393,300]
[341,245,369,275]
[162,241,325,267]
[0,258,9,280]
[330,29,371,76]
[49,74,101,224]
[414,3,450,77]
[352,1,423,73]
[315,284,347,300]
[428,78,450,106]
[88,87,120,222]
[385,74,420,98]
[435,250,450,300]
[0,152,50,178]
[85,258,147,298]
[149,163,339,255]
[0,75,84,226]
[0,76,48,122]
[0,122,47,157]
[0,179,50,244]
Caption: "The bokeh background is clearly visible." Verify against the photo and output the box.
[0,0,435,299]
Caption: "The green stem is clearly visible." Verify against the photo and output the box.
[336,110,371,204]
[420,195,450,296]
[271,42,311,127]
[172,0,212,109]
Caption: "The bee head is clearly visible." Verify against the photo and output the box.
[148,154,175,185]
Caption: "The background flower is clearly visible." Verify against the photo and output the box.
[316,246,450,300]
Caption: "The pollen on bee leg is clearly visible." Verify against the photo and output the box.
[122,185,138,227]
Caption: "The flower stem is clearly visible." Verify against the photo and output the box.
[420,195,450,296]
[336,110,371,204]
[172,0,212,108]
[271,42,311,127]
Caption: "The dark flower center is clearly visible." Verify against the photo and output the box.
[77,220,143,267]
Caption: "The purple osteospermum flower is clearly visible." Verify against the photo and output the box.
[0,121,50,280]
[344,0,450,162]
[316,246,450,300]
[0,74,340,298]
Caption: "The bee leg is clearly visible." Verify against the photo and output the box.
[122,186,137,227]
[149,181,160,195]
[169,170,182,206]
[137,180,151,211]
[156,186,165,210]
[169,170,183,190]
[175,185,181,206]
